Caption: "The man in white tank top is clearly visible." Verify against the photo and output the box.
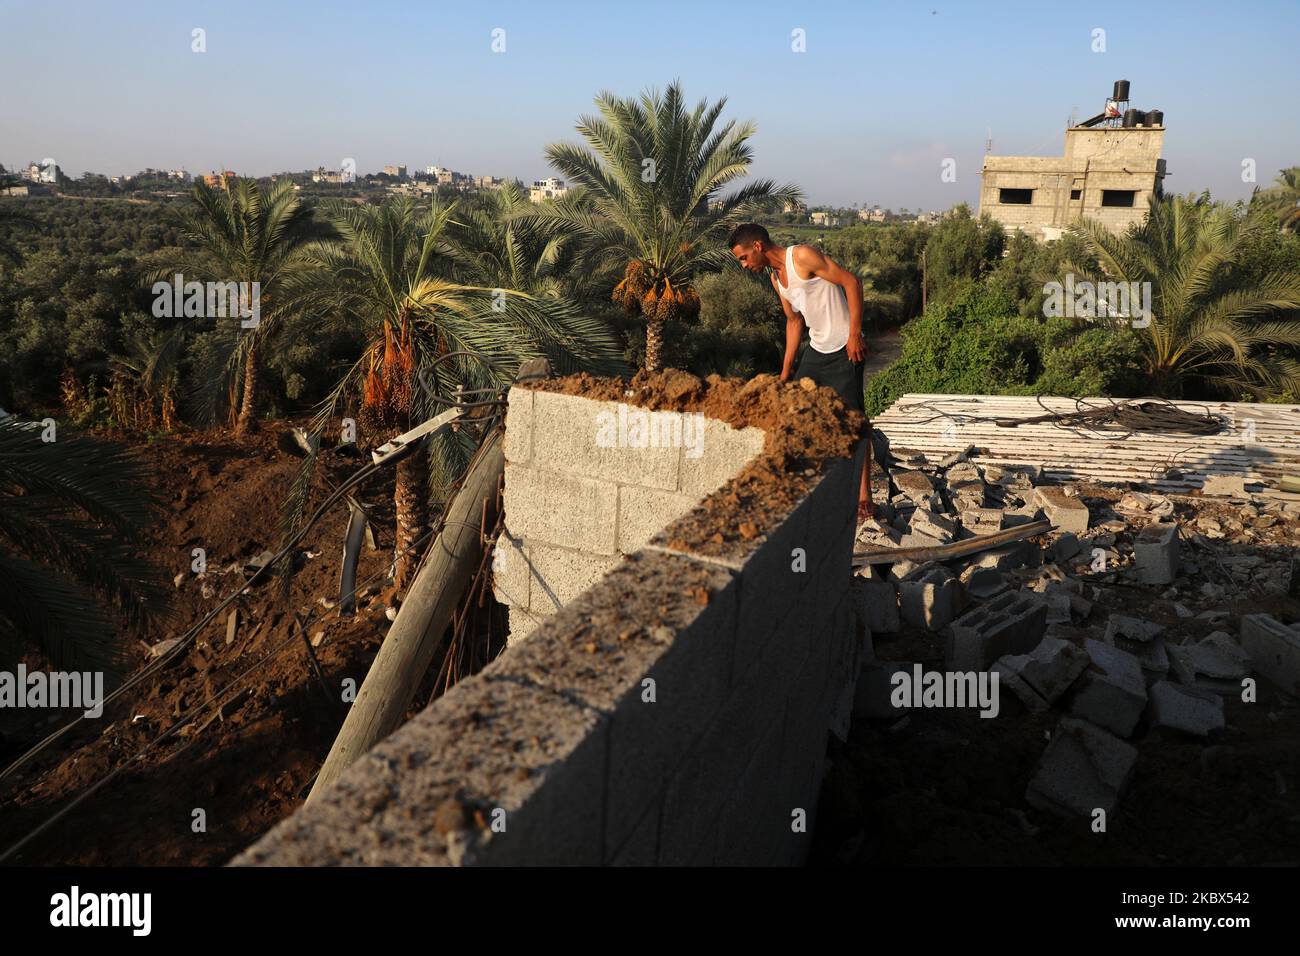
[728,223,874,518]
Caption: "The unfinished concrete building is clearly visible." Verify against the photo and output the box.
[979,81,1167,242]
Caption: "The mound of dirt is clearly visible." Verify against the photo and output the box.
[535,369,867,560]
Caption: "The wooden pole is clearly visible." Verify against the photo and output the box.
[307,428,505,802]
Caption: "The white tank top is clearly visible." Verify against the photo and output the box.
[776,245,851,353]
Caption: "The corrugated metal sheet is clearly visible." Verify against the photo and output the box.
[874,394,1300,498]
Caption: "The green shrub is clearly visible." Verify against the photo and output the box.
[864,286,1149,416]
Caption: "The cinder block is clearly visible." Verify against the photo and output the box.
[617,485,702,553]
[1135,521,1180,585]
[235,671,609,867]
[730,473,817,684]
[852,575,900,635]
[507,605,539,644]
[522,543,620,613]
[491,531,530,609]
[498,550,740,857]
[678,418,765,497]
[805,452,861,555]
[945,590,1048,670]
[960,565,1010,601]
[1166,632,1252,695]
[1025,716,1138,819]
[1147,681,1224,737]
[1033,486,1090,535]
[1240,614,1300,696]
[714,714,789,865]
[530,390,681,490]
[504,463,618,554]
[966,540,1035,571]
[609,794,661,866]
[995,636,1089,706]
[1068,639,1147,737]
[899,564,960,630]
[503,386,534,465]
[892,468,936,502]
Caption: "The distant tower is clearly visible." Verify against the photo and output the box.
[984,129,993,155]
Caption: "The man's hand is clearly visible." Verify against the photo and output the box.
[846,331,868,364]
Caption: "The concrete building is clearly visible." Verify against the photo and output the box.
[202,170,237,189]
[529,177,568,203]
[979,83,1166,242]
[25,160,59,183]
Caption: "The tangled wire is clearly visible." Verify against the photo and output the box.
[903,396,1226,440]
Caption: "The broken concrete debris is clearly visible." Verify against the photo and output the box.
[898,564,961,630]
[1147,681,1225,737]
[1239,614,1300,696]
[1025,716,1138,819]
[1068,639,1148,738]
[848,443,1298,826]
[994,637,1089,709]
[1134,521,1180,585]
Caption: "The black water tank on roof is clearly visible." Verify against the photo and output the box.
[1148,109,1164,126]
[1113,79,1130,101]
[1122,108,1140,127]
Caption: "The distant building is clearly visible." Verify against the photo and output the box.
[979,81,1166,242]
[782,201,808,216]
[857,206,886,223]
[25,160,59,183]
[202,170,238,189]
[475,175,506,189]
[382,164,408,179]
[810,210,845,227]
[529,177,568,203]
[312,166,344,184]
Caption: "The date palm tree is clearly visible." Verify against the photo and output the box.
[539,81,802,371]
[280,196,626,588]
[1066,194,1300,398]
[0,415,169,676]
[151,177,327,435]
[445,181,581,298]
[1253,166,1300,232]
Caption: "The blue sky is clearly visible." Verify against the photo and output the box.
[2,0,1296,208]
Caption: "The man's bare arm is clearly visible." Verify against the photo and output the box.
[771,273,804,381]
[793,245,867,362]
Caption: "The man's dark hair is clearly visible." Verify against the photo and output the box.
[727,223,771,248]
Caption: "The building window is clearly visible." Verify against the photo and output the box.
[1101,190,1137,207]
[999,188,1033,205]
[1070,189,1082,200]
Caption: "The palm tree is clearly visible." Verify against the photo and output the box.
[1066,194,1300,397]
[281,196,626,588]
[446,181,581,297]
[0,415,169,676]
[539,81,802,371]
[151,178,326,435]
[1253,166,1300,232]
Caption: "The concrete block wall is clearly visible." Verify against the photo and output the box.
[496,386,766,641]
[234,394,867,867]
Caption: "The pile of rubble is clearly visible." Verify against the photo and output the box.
[851,445,1300,822]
